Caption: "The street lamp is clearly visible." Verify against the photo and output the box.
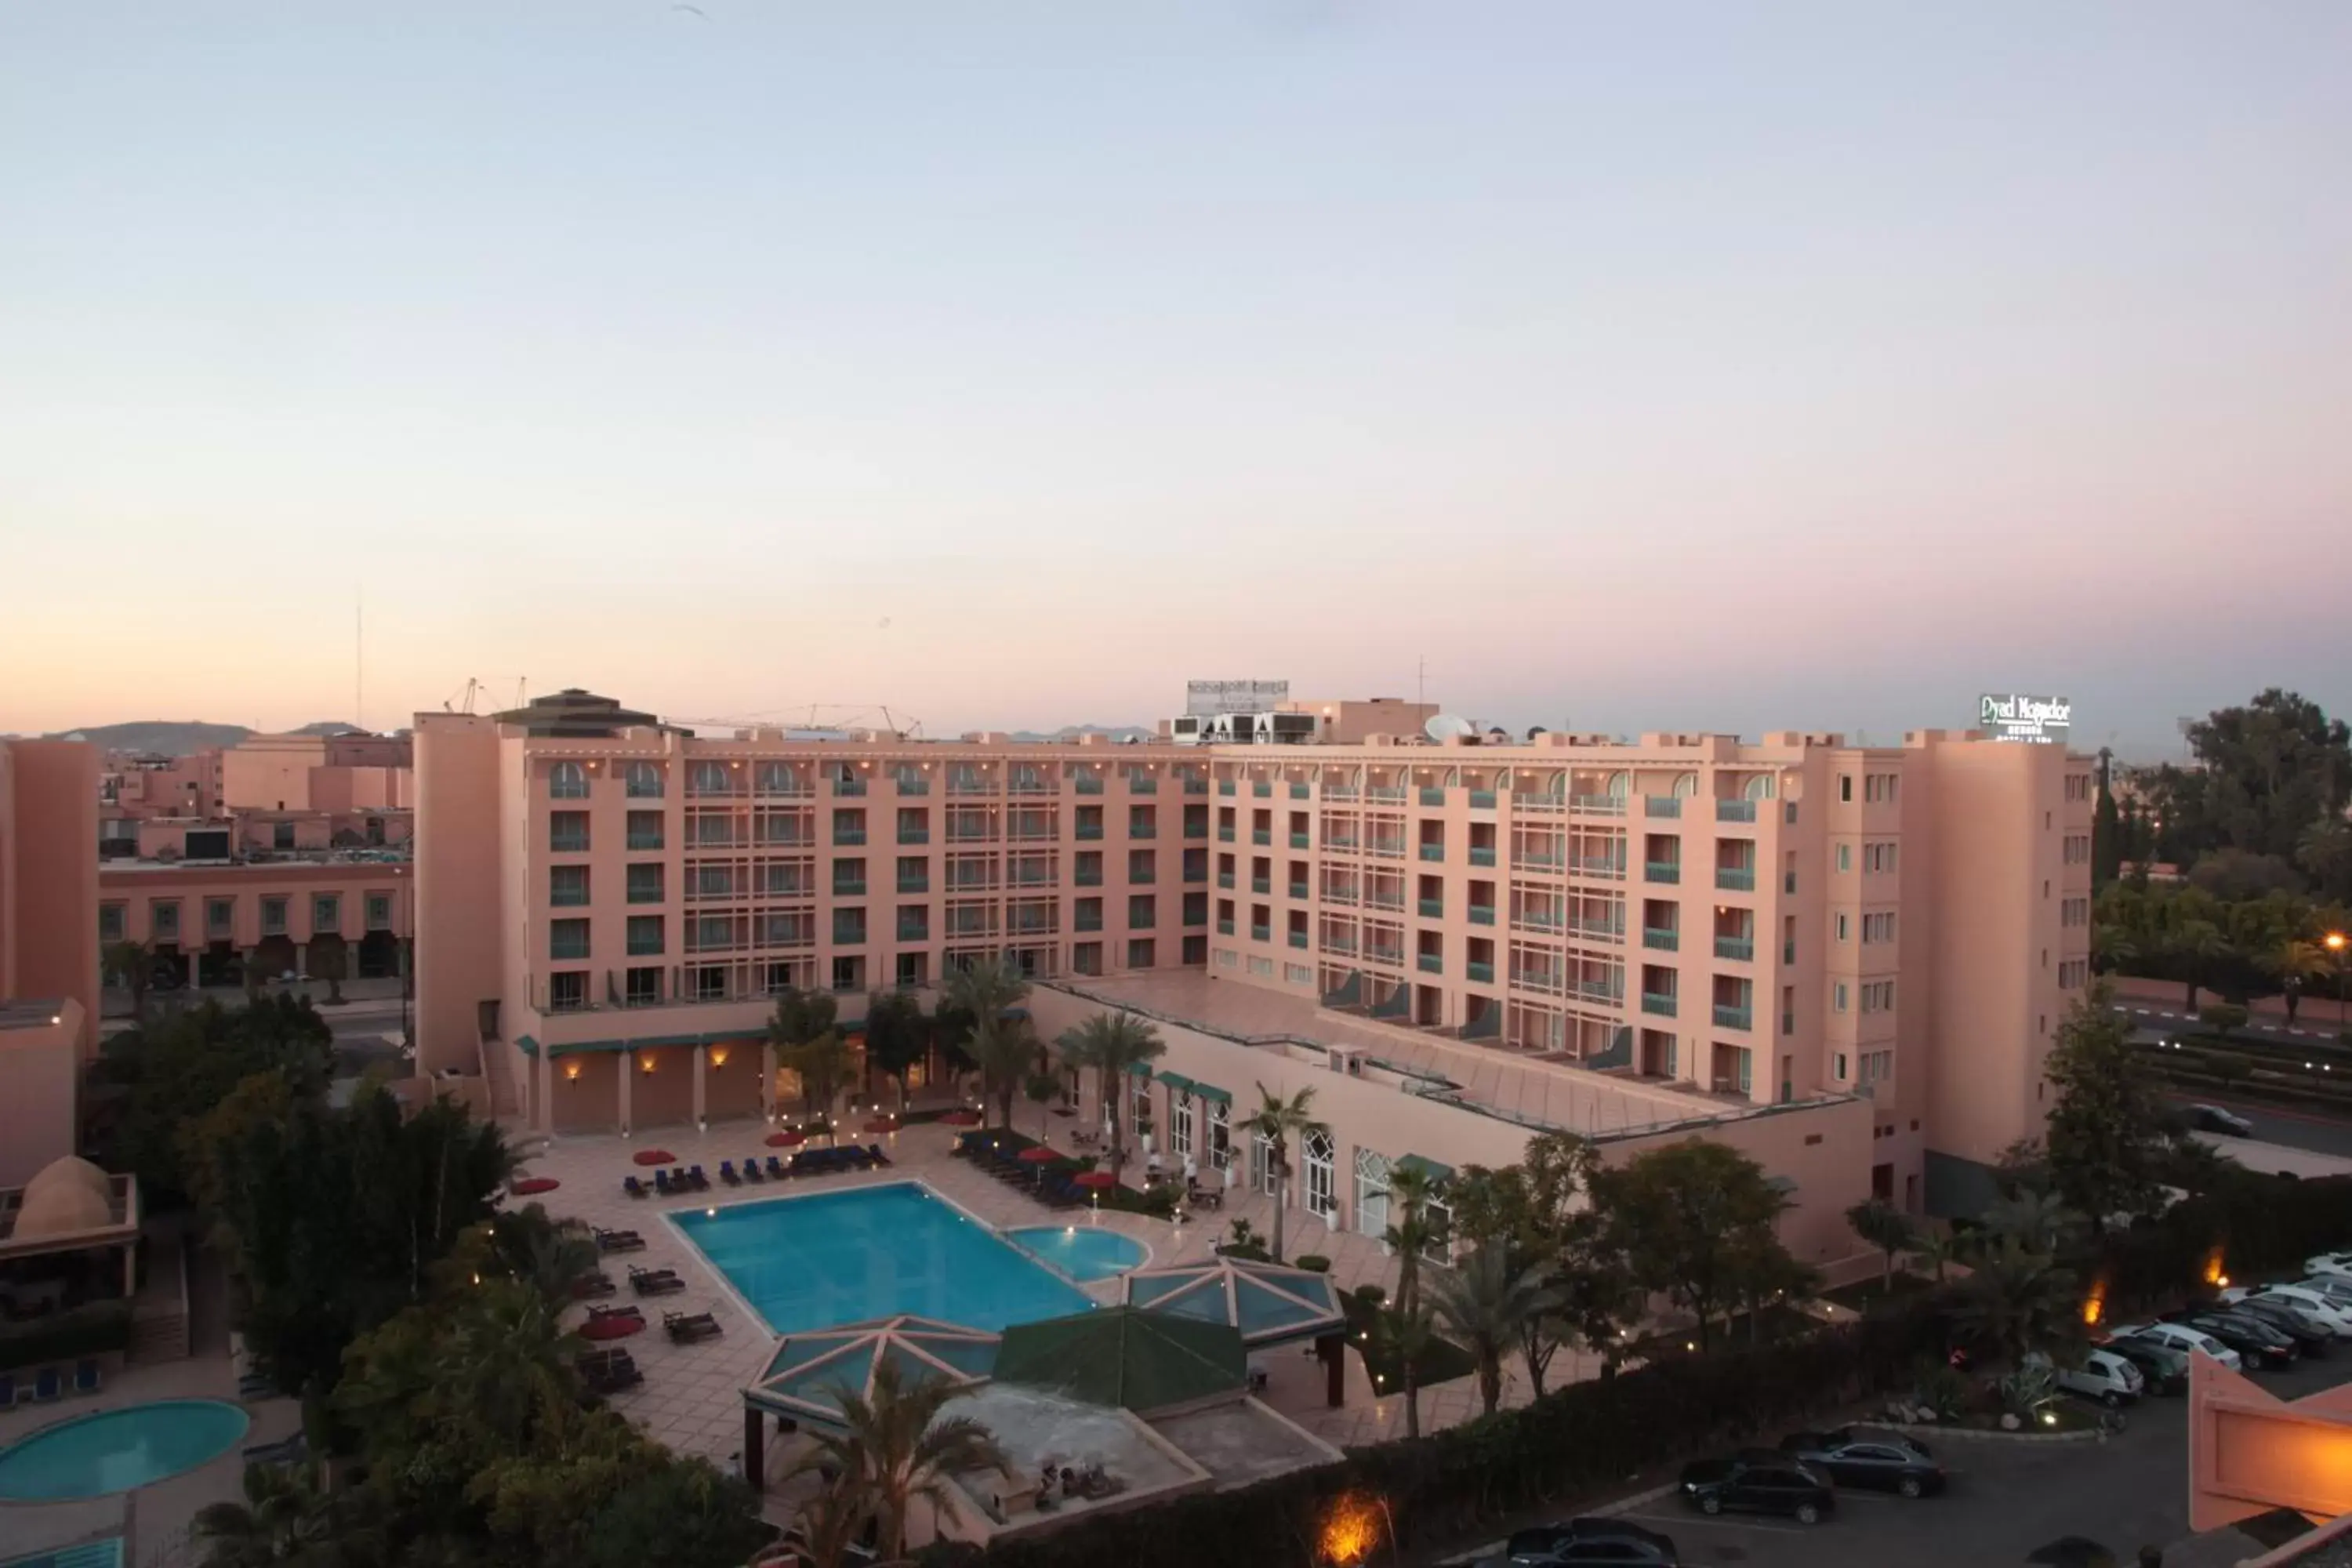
[2328,931,2347,1033]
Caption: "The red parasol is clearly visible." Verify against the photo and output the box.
[510,1178,560,1196]
[1073,1170,1118,1190]
[631,1149,676,1167]
[940,1109,982,1127]
[765,1130,806,1148]
[579,1314,644,1341]
[1016,1145,1062,1164]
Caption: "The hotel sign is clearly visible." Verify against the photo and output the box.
[1187,680,1290,717]
[1980,692,2072,745]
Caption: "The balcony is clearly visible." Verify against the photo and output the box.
[835,879,868,898]
[1467,960,1494,984]
[834,829,867,847]
[1077,912,1104,932]
[1645,860,1680,884]
[1188,866,1210,885]
[1714,936,1755,963]
[1469,790,1497,810]
[895,779,930,796]
[1131,825,1157,840]
[1712,1004,1752,1031]
[1290,784,1310,800]
[1468,906,1494,925]
[1290,832,1310,850]
[1640,993,1677,1018]
[1287,881,1308,901]
[1250,924,1271,942]
[1418,844,1445,862]
[896,876,929,895]
[1408,954,1437,976]
[1417,898,1443,919]
[1420,788,1446,808]
[1254,783,1272,798]
[1251,877,1271,895]
[1128,779,1157,796]
[1218,826,1235,843]
[1642,927,1679,952]
[896,920,927,942]
[832,779,867,797]
[1715,867,1756,892]
[1219,781,1236,796]
[550,833,589,854]
[1218,920,1235,936]
[1515,852,1561,873]
[1185,779,1210,795]
[1252,829,1272,846]
[1077,824,1105,841]
[898,828,929,844]
[1217,872,1234,889]
[1288,931,1308,949]
[1644,797,1681,818]
[1469,846,1496,867]
[1367,786,1406,804]
[1569,794,1626,815]
[1716,799,1758,822]
[1074,776,1104,795]
[1186,821,1208,840]
[1075,868,1103,887]
[626,831,663,851]
[1512,792,1562,812]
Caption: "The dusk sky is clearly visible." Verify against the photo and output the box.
[3,3,2347,752]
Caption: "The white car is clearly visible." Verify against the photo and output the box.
[2037,1348,2143,1407]
[2305,1252,2352,1279]
[2221,1284,2352,1336]
[2294,1275,2352,1308]
[2104,1321,2243,1372]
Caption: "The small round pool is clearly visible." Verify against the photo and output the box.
[0,1399,250,1501]
[1005,1225,1148,1283]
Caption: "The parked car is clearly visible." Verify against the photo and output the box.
[2223,1284,2352,1336]
[2176,1310,2299,1368]
[1504,1518,1681,1566]
[2036,1348,2143,1408]
[2183,1104,2256,1137]
[1775,1428,1944,1497]
[2103,1321,2243,1372]
[2307,1252,2352,1279]
[2296,1275,2352,1308]
[2223,1295,2335,1355]
[1679,1454,1835,1525]
[2103,1334,2193,1395]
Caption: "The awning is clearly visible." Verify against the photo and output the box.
[1156,1071,1197,1095]
[545,1030,763,1058]
[1396,1154,1454,1183]
[1126,1060,1155,1079]
[515,1034,539,1058]
[1193,1082,1232,1105]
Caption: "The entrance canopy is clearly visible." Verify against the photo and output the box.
[1122,1256,1345,1348]
[744,1315,999,1428]
[993,1305,1244,1415]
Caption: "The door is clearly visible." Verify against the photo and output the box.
[1171,1098,1194,1163]
[1249,1132,1279,1196]
[1355,1149,1390,1238]
[1303,1129,1337,1222]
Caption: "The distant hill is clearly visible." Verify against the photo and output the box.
[48,719,361,754]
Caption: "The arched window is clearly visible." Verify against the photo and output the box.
[1354,1149,1391,1238]
[549,761,586,799]
[624,761,663,799]
[1744,773,1777,800]
[1304,1129,1338,1221]
[1671,771,1699,799]
[690,760,731,795]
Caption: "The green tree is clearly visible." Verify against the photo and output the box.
[1380,1160,1444,1316]
[766,984,839,1048]
[579,1461,767,1568]
[1450,1133,1634,1395]
[937,957,1031,1127]
[2042,982,2171,1225]
[2296,816,2352,904]
[437,1203,598,1307]
[104,938,155,1024]
[1373,1300,1437,1439]
[1980,1189,2086,1258]
[311,939,348,1007]
[2089,922,2136,975]
[194,1460,382,1568]
[1594,1138,1795,1352]
[862,988,931,1112]
[782,1357,1011,1563]
[776,1030,853,1138]
[1425,1244,1558,1417]
[1241,1083,1324,1265]
[2265,937,2334,1025]
[2199,1001,2249,1039]
[2155,689,2352,865]
[1845,1199,1915,1292]
[1951,1242,2077,1365]
[2165,916,2232,1011]
[1912,1223,1960,1284]
[2092,749,2123,888]
[1022,1069,1061,1139]
[1054,1011,1167,1180]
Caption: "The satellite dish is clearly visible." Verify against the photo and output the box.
[1424,714,1476,742]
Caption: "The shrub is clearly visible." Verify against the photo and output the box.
[0,1300,134,1372]
[1294,1254,1331,1274]
[1353,1284,1387,1308]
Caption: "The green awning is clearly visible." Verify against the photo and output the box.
[1156,1071,1196,1095]
[514,1034,540,1058]
[1126,1060,1156,1079]
[545,1029,763,1058]
[1396,1154,1454,1183]
[1193,1082,1232,1105]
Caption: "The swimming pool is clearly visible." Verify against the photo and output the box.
[673,1182,1097,1335]
[1004,1225,1148,1283]
[0,1400,249,1501]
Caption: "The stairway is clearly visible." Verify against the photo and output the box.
[128,1308,189,1363]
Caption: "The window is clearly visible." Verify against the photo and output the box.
[1354,1149,1390,1237]
[1835,913,1849,942]
[548,971,587,1011]
[365,893,393,931]
[206,898,234,938]
[2062,833,2092,866]
[1303,1128,1338,1221]
[626,811,664,851]
[1864,842,1898,873]
[2058,959,2089,989]
[626,915,664,956]
[1838,775,1853,803]
[1864,773,1900,804]
[625,761,663,798]
[550,811,590,853]
[690,760,731,795]
[273,822,296,850]
[1128,848,1156,884]
[1127,938,1156,969]
[1835,843,1851,873]
[550,761,587,799]
[898,905,931,942]
[1128,894,1156,929]
[550,866,589,906]
[1860,1049,1893,1085]
[313,895,340,933]
[1862,912,1896,943]
[1209,1098,1231,1170]
[833,907,866,946]
[99,905,125,942]
[1284,962,1312,985]
[625,966,662,1005]
[1833,981,1849,1014]
[832,956,864,991]
[261,897,288,935]
[1073,941,1102,975]
[626,863,665,904]
[834,858,867,895]
[896,855,929,892]
[1247,954,1274,977]
[1861,980,1896,1013]
[1835,1052,1848,1081]
[2061,896,2089,927]
[550,919,590,960]
[834,809,866,845]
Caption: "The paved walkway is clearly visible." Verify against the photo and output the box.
[508,1114,1548,1472]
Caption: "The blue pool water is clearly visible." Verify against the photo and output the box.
[673,1182,1097,1335]
[0,1541,122,1568]
[0,1401,249,1501]
[1005,1225,1148,1283]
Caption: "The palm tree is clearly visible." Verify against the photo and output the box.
[104,938,154,1024]
[458,1203,598,1305]
[2167,916,2232,1011]
[1381,1160,1442,1315]
[937,957,1032,1128]
[441,1279,583,1446]
[1911,1223,1960,1285]
[786,1357,1011,1563]
[1845,1199,1916,1293]
[1950,1243,2076,1365]
[1022,1070,1061,1141]
[2089,923,2136,975]
[194,1460,379,1568]
[1981,1189,2084,1258]
[863,987,930,1110]
[1425,1244,1558,1416]
[1055,1011,1166,1178]
[776,1030,854,1140]
[1242,1083,1323,1265]
[1373,1300,1436,1439]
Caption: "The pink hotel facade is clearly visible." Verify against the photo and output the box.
[415,689,2093,1241]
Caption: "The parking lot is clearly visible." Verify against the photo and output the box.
[1581,1354,2352,1566]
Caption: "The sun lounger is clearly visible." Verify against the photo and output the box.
[0,1373,16,1408]
[572,1271,616,1300]
[242,1432,307,1465]
[766,1156,788,1179]
[627,1266,686,1297]
[654,1169,674,1195]
[718,1160,741,1185]
[578,1348,644,1396]
[594,1229,647,1254]
[866,1144,891,1167]
[74,1359,101,1395]
[1186,1183,1223,1211]
[742,1157,765,1182]
[663,1310,723,1344]
[32,1367,61,1403]
[688,1165,711,1190]
[588,1303,644,1323]
[623,1174,651,1199]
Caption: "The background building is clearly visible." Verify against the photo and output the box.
[0,738,98,1185]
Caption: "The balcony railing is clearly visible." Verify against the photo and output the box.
[1512,792,1563,812]
[1469,790,1497,809]
[894,779,930,796]
[1469,846,1496,867]
[1289,931,1308,949]
[1417,953,1442,975]
[1218,826,1235,842]
[1468,906,1495,925]
[1640,993,1677,1017]
[834,829,867,847]
[1642,927,1679,951]
[1131,825,1157,840]
[1290,832,1310,849]
[1714,936,1754,962]
[1074,777,1104,795]
[1712,1004,1752,1030]
[1417,898,1443,919]
[1077,913,1104,932]
[1251,878,1271,895]
[1186,821,1208,839]
[1290,784,1310,800]
[896,920,928,942]
[626,832,663,851]
[1216,872,1234,889]
[1127,779,1157,795]
[1716,799,1758,822]
[1218,781,1236,796]
[1075,868,1102,887]
[1569,794,1626,815]
[1077,824,1105,840]
[1644,797,1681,818]
[1420,788,1446,808]
[1367,786,1406,804]
[1218,920,1235,935]
[1516,853,1563,873]
[550,834,589,854]
[1286,878,1309,900]
[1645,860,1680,884]
[834,879,867,898]
[898,828,929,844]
[1252,829,1272,846]
[1467,960,1494,983]
[1715,867,1756,892]
[1418,844,1445,862]
[1250,924,1271,942]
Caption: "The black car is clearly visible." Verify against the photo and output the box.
[1679,1454,1835,1524]
[1776,1427,1945,1497]
[1504,1517,1680,1565]
[2224,1296,2333,1356]
[2105,1334,2192,1396]
[2182,1103,2256,1137]
[2179,1310,2299,1368]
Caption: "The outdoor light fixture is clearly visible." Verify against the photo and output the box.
[710,1047,729,1068]
[564,1063,581,1083]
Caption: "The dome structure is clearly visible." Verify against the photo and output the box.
[13,1178,114,1240]
[20,1156,111,1207]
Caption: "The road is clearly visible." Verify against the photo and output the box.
[2162,1091,2352,1162]
[2125,1003,2350,1050]
[1583,1354,2352,1567]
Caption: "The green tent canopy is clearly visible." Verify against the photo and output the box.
[991,1305,1246,1414]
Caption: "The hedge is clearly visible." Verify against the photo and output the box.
[2094,1171,2352,1315]
[0,1300,133,1372]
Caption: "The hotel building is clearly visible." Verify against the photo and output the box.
[412,688,2092,1252]
[0,738,100,1186]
